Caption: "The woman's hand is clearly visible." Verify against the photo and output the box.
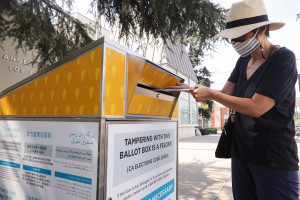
[191,85,211,102]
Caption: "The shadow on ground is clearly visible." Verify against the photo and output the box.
[178,157,232,200]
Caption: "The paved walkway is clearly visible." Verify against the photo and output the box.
[178,134,300,200]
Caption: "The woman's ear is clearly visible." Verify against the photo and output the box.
[259,25,268,34]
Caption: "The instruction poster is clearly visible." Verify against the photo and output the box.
[106,121,177,200]
[0,120,99,200]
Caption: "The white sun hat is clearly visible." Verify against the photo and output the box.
[214,0,285,39]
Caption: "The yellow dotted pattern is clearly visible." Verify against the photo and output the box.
[128,94,173,116]
[127,62,181,116]
[139,63,181,88]
[104,48,126,116]
[172,102,179,119]
[127,55,145,109]
[0,47,102,116]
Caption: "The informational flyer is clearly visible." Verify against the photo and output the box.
[0,120,99,200]
[106,121,177,200]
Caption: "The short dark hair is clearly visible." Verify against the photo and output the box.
[252,25,270,37]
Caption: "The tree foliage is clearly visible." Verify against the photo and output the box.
[194,66,214,119]
[0,0,93,67]
[96,0,227,67]
[0,0,226,69]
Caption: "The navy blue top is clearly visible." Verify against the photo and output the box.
[228,47,299,171]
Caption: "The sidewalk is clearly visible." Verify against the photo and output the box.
[178,134,232,200]
[177,134,300,200]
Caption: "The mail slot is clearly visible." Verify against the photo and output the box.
[0,37,180,200]
[126,57,182,118]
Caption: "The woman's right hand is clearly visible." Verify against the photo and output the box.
[191,84,212,102]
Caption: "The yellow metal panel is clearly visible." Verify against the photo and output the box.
[128,94,174,116]
[139,63,181,88]
[0,47,102,116]
[127,55,145,109]
[104,47,126,116]
[172,102,179,119]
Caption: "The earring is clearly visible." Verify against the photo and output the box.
[260,43,267,59]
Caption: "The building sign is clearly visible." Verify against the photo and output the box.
[0,120,99,200]
[3,54,37,75]
[106,121,177,200]
[0,38,38,92]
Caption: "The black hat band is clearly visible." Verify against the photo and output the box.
[225,15,269,29]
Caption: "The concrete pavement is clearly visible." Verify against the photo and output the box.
[178,134,232,200]
[177,134,300,200]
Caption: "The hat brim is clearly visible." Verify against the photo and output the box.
[214,21,285,40]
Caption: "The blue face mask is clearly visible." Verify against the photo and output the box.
[232,29,260,57]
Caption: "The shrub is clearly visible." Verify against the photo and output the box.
[200,128,217,135]
[295,119,300,127]
[210,128,218,134]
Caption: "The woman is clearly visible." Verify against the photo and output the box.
[168,0,299,199]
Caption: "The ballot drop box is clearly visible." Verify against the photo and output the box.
[0,37,182,200]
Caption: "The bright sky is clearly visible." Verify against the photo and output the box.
[72,0,300,93]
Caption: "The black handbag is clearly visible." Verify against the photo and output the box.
[215,110,235,158]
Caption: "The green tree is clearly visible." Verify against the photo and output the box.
[97,0,227,65]
[0,0,226,69]
[0,0,93,67]
[194,66,213,119]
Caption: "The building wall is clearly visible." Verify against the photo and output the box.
[220,107,229,130]
[177,126,195,139]
[72,13,110,40]
[0,38,37,92]
[210,109,215,128]
[211,101,229,131]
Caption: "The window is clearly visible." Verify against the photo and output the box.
[178,74,198,125]
[190,80,198,125]
[191,102,198,124]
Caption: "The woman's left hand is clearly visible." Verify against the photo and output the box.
[191,85,211,102]
[164,82,192,91]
